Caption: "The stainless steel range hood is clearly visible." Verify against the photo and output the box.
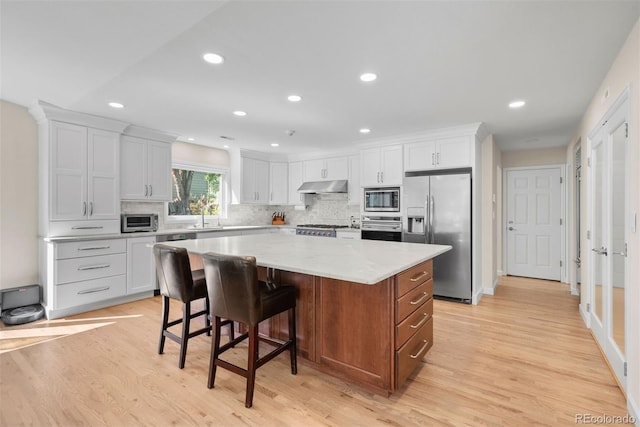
[297,180,348,194]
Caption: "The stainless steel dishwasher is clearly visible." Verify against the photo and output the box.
[154,232,198,294]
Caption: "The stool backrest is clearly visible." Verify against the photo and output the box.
[202,253,260,326]
[154,244,195,302]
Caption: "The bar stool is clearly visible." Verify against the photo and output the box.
[153,244,214,369]
[202,253,297,408]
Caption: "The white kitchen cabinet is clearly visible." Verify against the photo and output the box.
[303,156,348,181]
[336,230,361,240]
[404,136,471,171]
[50,122,120,221]
[269,162,288,204]
[348,155,361,205]
[241,157,269,203]
[126,236,156,294]
[360,145,403,187]
[288,161,305,205]
[120,136,172,201]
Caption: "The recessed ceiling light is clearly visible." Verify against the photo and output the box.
[187,137,195,142]
[287,95,302,102]
[203,53,224,64]
[509,100,526,109]
[108,102,124,109]
[359,128,371,134]
[271,143,280,147]
[223,145,229,148]
[233,111,247,117]
[360,73,377,82]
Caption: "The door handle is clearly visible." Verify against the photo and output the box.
[144,185,148,196]
[591,247,608,256]
[612,249,627,257]
[508,226,516,231]
[149,185,153,197]
[82,201,87,216]
[89,202,93,216]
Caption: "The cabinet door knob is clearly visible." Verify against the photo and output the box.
[149,185,153,197]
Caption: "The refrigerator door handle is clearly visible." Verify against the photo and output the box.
[424,198,430,244]
[429,195,435,243]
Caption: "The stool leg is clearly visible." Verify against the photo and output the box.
[158,296,170,355]
[208,316,222,389]
[245,325,259,408]
[204,297,211,337]
[178,302,191,369]
[288,307,297,375]
[229,320,235,341]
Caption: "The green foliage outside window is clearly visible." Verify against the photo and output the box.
[168,168,221,216]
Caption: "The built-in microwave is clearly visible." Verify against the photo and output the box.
[363,187,400,212]
[121,213,158,233]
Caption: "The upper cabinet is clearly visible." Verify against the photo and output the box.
[404,136,471,171]
[269,162,288,205]
[288,161,305,206]
[241,157,269,204]
[120,135,172,202]
[360,145,403,187]
[303,156,348,181]
[30,101,130,237]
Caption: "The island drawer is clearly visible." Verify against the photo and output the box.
[396,298,433,349]
[396,259,432,297]
[56,239,126,259]
[55,275,127,309]
[396,316,433,387]
[396,279,433,323]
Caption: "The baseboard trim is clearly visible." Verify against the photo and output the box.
[579,303,590,328]
[497,269,504,276]
[483,278,499,296]
[472,288,483,305]
[45,291,155,320]
[628,396,639,427]
[570,286,580,296]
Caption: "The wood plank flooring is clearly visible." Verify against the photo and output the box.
[0,276,629,426]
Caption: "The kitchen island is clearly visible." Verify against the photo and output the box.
[165,233,451,395]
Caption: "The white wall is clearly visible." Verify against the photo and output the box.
[481,135,502,294]
[566,17,640,418]
[501,147,566,168]
[0,100,39,290]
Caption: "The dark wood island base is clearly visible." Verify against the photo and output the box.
[257,258,434,396]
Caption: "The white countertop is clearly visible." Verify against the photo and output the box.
[163,234,451,285]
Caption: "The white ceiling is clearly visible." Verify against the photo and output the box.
[2,1,638,154]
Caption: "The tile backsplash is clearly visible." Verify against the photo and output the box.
[121,194,360,229]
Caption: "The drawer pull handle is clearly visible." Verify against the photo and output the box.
[410,292,429,305]
[77,286,110,295]
[410,313,430,329]
[410,339,430,359]
[78,246,110,251]
[410,271,429,282]
[77,264,110,271]
[71,226,104,230]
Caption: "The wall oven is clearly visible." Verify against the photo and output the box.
[364,187,400,212]
[361,216,402,242]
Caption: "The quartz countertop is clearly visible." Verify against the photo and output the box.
[163,233,451,284]
[42,225,294,242]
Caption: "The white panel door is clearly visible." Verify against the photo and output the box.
[288,161,304,205]
[254,159,270,203]
[325,156,348,180]
[404,140,436,171]
[269,162,288,204]
[50,122,87,220]
[87,129,119,220]
[126,236,156,294]
[506,168,561,280]
[120,136,148,200]
[360,148,382,186]
[146,141,172,201]
[380,145,403,185]
[436,136,471,169]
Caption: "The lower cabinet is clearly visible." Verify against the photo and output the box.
[256,258,434,395]
[41,237,155,319]
[126,236,156,294]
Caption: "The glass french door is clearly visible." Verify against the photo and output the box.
[589,98,628,389]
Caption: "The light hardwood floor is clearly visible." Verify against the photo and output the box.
[0,276,629,426]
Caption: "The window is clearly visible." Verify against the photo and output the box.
[166,162,228,222]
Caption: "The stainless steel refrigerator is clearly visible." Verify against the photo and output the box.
[402,169,471,303]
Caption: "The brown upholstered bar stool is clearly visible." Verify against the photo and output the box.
[202,253,297,408]
[153,244,214,369]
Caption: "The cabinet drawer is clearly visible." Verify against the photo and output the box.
[56,239,126,259]
[396,316,433,387]
[55,275,126,309]
[48,220,120,238]
[396,298,433,349]
[396,259,432,297]
[396,279,433,323]
[56,253,126,284]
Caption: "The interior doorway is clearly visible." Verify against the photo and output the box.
[504,166,563,281]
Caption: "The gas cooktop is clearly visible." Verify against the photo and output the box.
[296,224,350,229]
